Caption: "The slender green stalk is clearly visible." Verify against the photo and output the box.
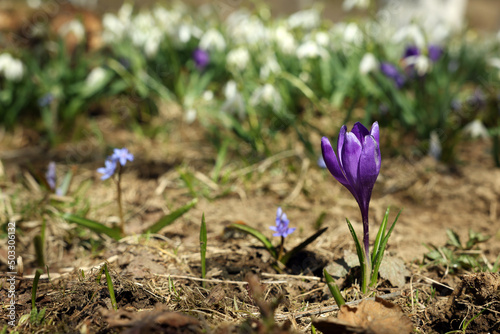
[115,164,125,235]
[277,236,284,262]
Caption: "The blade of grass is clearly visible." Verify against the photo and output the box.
[103,263,118,311]
[323,269,345,307]
[227,223,277,259]
[280,227,328,265]
[371,207,390,264]
[62,213,122,240]
[145,198,197,234]
[211,139,229,182]
[200,213,207,289]
[370,209,402,287]
[31,269,43,310]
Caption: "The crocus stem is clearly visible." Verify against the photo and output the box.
[362,213,371,294]
[277,236,284,261]
[116,165,125,235]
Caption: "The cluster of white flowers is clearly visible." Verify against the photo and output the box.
[250,83,283,113]
[0,53,24,82]
[102,3,203,58]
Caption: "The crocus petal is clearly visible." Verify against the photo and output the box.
[341,132,363,201]
[337,125,347,165]
[351,122,370,144]
[357,135,381,215]
[370,121,380,145]
[321,137,351,189]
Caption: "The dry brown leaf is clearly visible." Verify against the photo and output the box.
[313,297,413,334]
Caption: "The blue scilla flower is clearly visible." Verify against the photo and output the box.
[111,148,134,166]
[270,207,296,238]
[97,159,117,180]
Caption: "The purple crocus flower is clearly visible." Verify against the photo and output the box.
[380,62,405,88]
[321,122,381,258]
[270,207,296,238]
[192,48,210,70]
[46,161,57,190]
[428,44,443,62]
[403,45,420,59]
[111,148,134,166]
[97,159,117,180]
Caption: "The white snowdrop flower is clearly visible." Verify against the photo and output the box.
[203,90,214,101]
[184,108,197,124]
[273,26,296,54]
[250,83,283,112]
[102,14,127,42]
[314,31,330,47]
[287,8,321,30]
[226,47,250,71]
[299,71,310,83]
[392,24,426,49]
[342,0,369,11]
[130,12,155,46]
[403,55,430,76]
[229,16,269,46]
[176,24,203,45]
[296,40,328,59]
[224,80,238,100]
[85,67,108,88]
[414,55,430,76]
[144,30,162,58]
[359,53,379,75]
[199,28,226,52]
[118,3,133,24]
[0,54,24,82]
[343,22,363,46]
[58,19,85,42]
[178,25,192,44]
[154,7,182,36]
[463,120,489,139]
[222,80,246,119]
[260,54,281,80]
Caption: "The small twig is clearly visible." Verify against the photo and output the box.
[415,274,454,291]
[261,273,320,281]
[272,291,402,320]
[155,274,286,285]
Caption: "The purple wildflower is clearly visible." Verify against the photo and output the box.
[402,45,420,59]
[192,48,210,70]
[270,207,296,238]
[111,148,134,166]
[428,44,443,62]
[380,62,405,88]
[46,161,57,190]
[97,159,117,180]
[321,122,381,257]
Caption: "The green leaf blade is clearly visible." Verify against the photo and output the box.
[62,213,122,240]
[280,227,328,265]
[227,223,277,259]
[146,198,197,234]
